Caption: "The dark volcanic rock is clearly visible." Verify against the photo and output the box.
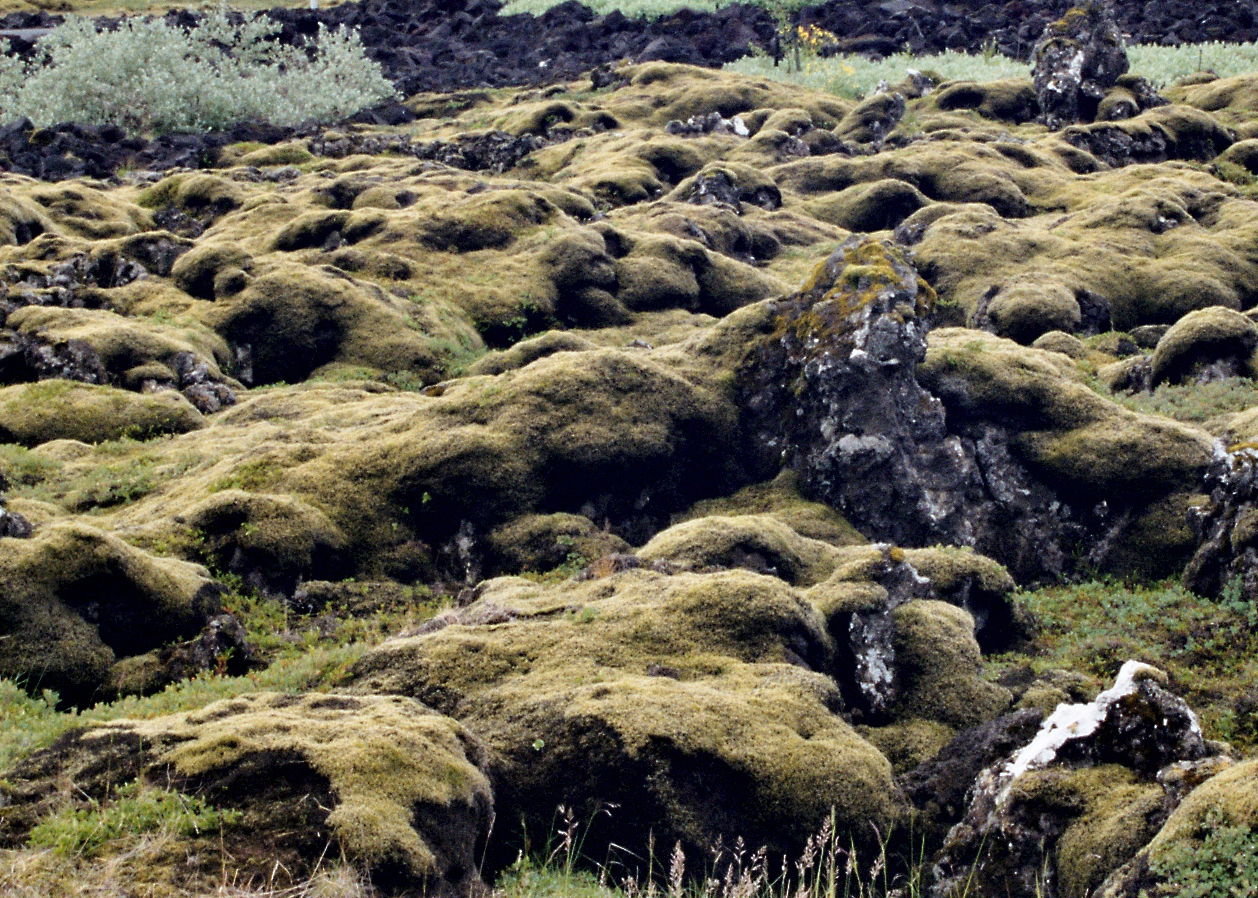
[0,495,32,538]
[1184,445,1258,603]
[737,237,1211,583]
[738,237,964,550]
[931,662,1217,898]
[901,708,1044,830]
[1031,1,1129,130]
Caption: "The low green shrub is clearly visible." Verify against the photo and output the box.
[0,4,394,133]
[1146,808,1258,898]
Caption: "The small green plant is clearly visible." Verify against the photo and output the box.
[1145,808,1258,898]
[0,3,394,133]
[26,781,240,857]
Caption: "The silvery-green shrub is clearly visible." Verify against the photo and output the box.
[0,5,395,133]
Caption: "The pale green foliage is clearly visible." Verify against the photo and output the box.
[0,5,394,133]
[1146,809,1258,898]
[1129,41,1258,88]
[726,41,1258,100]
[725,49,1026,99]
[26,781,240,857]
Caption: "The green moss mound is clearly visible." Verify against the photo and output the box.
[0,381,202,446]
[0,692,494,897]
[1150,305,1258,385]
[0,522,221,704]
[921,328,1213,498]
[349,568,901,864]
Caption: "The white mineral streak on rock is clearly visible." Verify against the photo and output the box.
[995,660,1200,806]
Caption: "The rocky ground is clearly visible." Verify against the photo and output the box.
[3,1,1258,897]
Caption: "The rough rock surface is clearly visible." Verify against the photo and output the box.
[1184,445,1258,602]
[739,238,1211,581]
[1031,2,1130,130]
[932,661,1219,898]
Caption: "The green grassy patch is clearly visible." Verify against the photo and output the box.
[0,574,447,774]
[26,782,239,857]
[996,579,1258,752]
[1107,378,1258,426]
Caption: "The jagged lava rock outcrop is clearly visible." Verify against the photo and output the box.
[738,237,1212,581]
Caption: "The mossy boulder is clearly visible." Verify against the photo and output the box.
[182,490,350,596]
[0,692,494,897]
[484,512,630,576]
[888,600,1011,728]
[922,328,1213,499]
[803,179,929,232]
[637,514,848,585]
[1150,305,1258,385]
[0,522,222,704]
[935,662,1217,898]
[933,79,1039,123]
[0,380,203,446]
[0,191,52,245]
[676,471,866,547]
[6,305,235,394]
[349,568,903,866]
[195,262,476,386]
[466,331,597,376]
[980,280,1086,344]
[170,242,255,300]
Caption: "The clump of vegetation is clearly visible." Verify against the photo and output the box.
[1145,808,1258,898]
[0,4,394,133]
[725,41,1258,99]
[997,579,1258,751]
[1107,378,1258,426]
[25,781,240,857]
[727,48,1027,99]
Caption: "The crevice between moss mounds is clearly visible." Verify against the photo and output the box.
[737,236,1212,582]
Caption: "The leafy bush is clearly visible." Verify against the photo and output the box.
[0,5,395,133]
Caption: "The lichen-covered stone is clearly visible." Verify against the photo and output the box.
[1031,2,1130,130]
[1150,305,1258,385]
[932,662,1217,898]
